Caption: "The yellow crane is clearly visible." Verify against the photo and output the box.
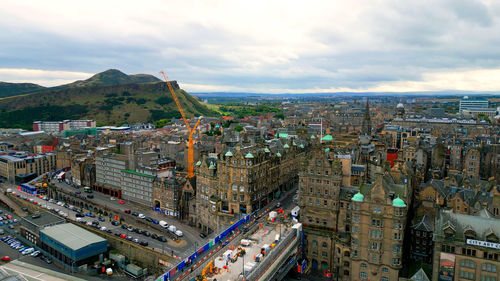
[160,71,201,178]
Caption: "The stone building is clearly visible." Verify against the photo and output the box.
[432,210,499,281]
[195,139,308,234]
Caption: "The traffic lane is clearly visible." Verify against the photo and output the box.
[53,181,204,246]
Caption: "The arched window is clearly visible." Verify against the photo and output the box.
[322,242,328,248]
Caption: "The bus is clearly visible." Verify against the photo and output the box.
[83,186,92,193]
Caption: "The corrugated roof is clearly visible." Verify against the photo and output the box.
[40,223,106,251]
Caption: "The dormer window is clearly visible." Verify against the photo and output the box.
[464,229,476,241]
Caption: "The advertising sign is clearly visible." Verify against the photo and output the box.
[467,239,500,250]
[438,252,455,281]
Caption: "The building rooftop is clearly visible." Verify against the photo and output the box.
[40,223,106,251]
[22,212,65,229]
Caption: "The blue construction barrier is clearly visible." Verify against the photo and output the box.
[160,214,251,280]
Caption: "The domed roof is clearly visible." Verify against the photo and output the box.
[225,151,233,157]
[397,103,404,109]
[310,135,316,139]
[351,192,364,202]
[196,160,202,166]
[321,134,333,141]
[276,152,282,157]
[283,143,290,149]
[245,153,254,159]
[208,163,216,170]
[264,147,271,153]
[325,148,330,153]
[392,196,406,207]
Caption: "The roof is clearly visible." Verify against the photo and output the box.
[278,133,288,138]
[392,196,406,207]
[410,268,430,281]
[412,215,435,232]
[22,212,65,228]
[245,153,254,159]
[122,169,155,178]
[225,151,233,157]
[352,192,364,202]
[40,223,106,251]
[321,134,333,141]
[435,210,500,242]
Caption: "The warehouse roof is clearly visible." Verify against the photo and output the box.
[40,223,106,251]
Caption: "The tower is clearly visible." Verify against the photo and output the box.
[362,98,372,135]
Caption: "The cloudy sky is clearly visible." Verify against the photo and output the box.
[1,0,500,93]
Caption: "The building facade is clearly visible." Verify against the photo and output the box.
[0,152,56,183]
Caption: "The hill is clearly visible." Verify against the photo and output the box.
[0,71,217,130]
[0,82,46,98]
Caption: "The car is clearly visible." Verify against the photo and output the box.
[276,202,281,208]
[92,220,99,225]
[75,191,81,194]
[1,256,10,261]
[127,227,134,232]
[8,225,14,230]
[100,226,107,231]
[6,215,12,219]
[18,246,28,252]
[119,200,125,204]
[126,236,133,241]
[132,212,139,216]
[85,213,95,218]
[31,251,40,257]
[124,209,131,214]
[139,241,149,246]
[133,238,139,243]
[106,229,112,234]
[158,236,167,242]
[22,208,28,212]
[135,229,143,235]
[199,233,207,239]
[44,258,52,264]
[120,234,127,239]
[151,233,158,240]
[143,231,150,237]
[12,219,18,223]
[63,204,69,208]
[76,213,84,218]
[145,217,153,222]
[138,214,145,219]
[111,220,119,226]
[87,194,94,199]
[22,248,34,255]
[110,197,116,201]
[152,219,159,224]
[98,217,105,222]
[121,224,128,229]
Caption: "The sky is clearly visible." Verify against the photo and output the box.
[1,0,500,93]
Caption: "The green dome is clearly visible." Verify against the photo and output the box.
[321,134,333,141]
[293,141,297,146]
[299,144,304,149]
[284,143,290,149]
[278,133,289,138]
[208,163,216,170]
[215,124,220,128]
[264,148,271,153]
[392,196,406,208]
[325,148,330,153]
[196,160,202,166]
[225,151,233,157]
[351,192,364,202]
[245,153,254,159]
[310,135,316,139]
[276,152,282,157]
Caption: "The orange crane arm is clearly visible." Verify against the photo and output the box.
[160,71,190,130]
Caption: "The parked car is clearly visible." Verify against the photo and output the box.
[139,241,149,246]
[121,224,128,229]
[111,220,119,226]
[143,231,150,237]
[120,234,127,239]
[98,217,105,222]
[138,214,145,219]
[1,256,10,261]
[119,200,125,204]
[85,213,95,218]
[124,209,131,214]
[87,194,94,199]
[31,251,40,257]
[76,213,84,218]
[152,219,159,224]
[158,236,167,242]
[151,233,158,240]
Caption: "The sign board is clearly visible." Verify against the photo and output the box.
[438,252,455,281]
[466,239,500,250]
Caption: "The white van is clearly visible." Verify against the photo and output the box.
[159,220,168,228]
[175,230,183,237]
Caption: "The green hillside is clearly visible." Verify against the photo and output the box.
[0,82,46,98]
[0,79,218,130]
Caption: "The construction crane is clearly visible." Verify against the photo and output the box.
[160,71,201,178]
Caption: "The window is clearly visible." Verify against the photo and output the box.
[323,200,328,206]
[442,245,455,253]
[382,267,389,273]
[312,240,318,246]
[354,226,359,233]
[480,275,497,281]
[361,263,367,268]
[360,272,367,279]
[392,258,400,265]
[354,216,359,223]
[353,238,359,245]
[460,270,474,280]
[482,263,497,273]
[322,251,327,257]
[381,277,389,281]
[393,245,401,253]
[322,242,328,248]
[462,248,477,257]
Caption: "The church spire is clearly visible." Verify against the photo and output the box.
[362,98,371,135]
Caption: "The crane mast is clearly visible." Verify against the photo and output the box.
[160,71,201,178]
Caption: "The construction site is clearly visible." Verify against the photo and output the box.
[192,221,302,281]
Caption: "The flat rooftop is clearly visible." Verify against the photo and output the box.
[22,211,65,228]
[40,223,106,251]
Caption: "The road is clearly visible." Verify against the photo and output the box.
[50,177,205,257]
[170,187,298,281]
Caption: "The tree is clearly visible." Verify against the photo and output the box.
[234,125,243,132]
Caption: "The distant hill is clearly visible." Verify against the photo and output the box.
[0,82,46,98]
[0,69,217,130]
